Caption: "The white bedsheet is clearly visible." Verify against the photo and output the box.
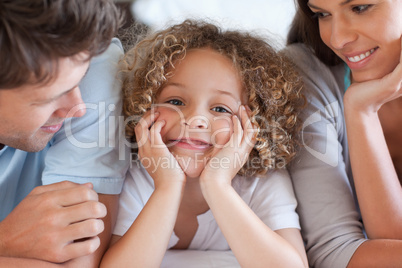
[162,250,240,268]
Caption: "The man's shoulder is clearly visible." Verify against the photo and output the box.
[90,38,124,65]
[79,38,124,101]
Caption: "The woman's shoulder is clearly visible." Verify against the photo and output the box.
[282,43,346,104]
[282,43,337,78]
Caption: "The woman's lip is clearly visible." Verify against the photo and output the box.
[41,122,63,133]
[343,47,378,69]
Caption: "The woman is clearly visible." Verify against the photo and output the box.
[285,0,402,267]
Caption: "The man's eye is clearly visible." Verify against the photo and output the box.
[352,5,371,14]
[167,99,184,106]
[212,106,230,113]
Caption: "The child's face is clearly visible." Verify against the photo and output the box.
[155,48,245,178]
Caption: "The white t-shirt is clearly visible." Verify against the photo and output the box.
[114,163,300,250]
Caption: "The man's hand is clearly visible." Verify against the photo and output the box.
[0,181,106,263]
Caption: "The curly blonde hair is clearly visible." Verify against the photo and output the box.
[122,20,304,176]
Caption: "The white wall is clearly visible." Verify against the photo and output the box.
[131,0,296,48]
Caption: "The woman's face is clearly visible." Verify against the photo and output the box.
[308,0,402,82]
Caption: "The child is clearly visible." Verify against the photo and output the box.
[101,20,308,268]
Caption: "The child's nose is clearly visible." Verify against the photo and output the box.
[183,115,209,129]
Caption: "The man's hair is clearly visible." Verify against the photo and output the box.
[122,20,305,176]
[287,0,342,66]
[0,0,121,89]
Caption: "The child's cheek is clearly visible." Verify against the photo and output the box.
[211,117,232,146]
[155,106,182,138]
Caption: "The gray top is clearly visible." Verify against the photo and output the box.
[283,43,366,268]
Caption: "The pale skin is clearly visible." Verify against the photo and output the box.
[308,0,402,266]
[0,54,117,267]
[100,49,308,268]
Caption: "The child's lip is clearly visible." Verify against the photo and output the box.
[169,138,212,149]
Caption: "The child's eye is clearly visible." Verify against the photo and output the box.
[351,5,371,14]
[166,99,184,106]
[212,106,230,113]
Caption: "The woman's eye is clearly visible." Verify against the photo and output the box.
[352,5,371,14]
[212,106,230,113]
[167,99,184,106]
[312,12,330,19]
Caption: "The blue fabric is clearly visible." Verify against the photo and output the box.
[344,64,351,91]
[0,38,129,221]
[0,146,48,221]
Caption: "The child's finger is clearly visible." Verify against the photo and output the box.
[232,115,243,147]
[239,105,255,145]
[149,120,166,147]
[135,112,160,147]
[242,123,257,154]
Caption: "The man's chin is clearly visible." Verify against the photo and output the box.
[15,136,53,152]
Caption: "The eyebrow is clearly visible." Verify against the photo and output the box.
[308,0,354,9]
[163,82,238,99]
[33,67,89,104]
[215,89,238,100]
[163,82,185,89]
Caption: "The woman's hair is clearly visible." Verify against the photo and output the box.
[123,20,305,176]
[287,0,342,66]
[0,0,122,89]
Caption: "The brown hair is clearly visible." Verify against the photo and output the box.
[123,20,305,176]
[287,0,342,66]
[0,0,122,89]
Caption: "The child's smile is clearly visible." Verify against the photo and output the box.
[169,138,212,151]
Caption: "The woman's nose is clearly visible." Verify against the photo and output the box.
[330,16,357,50]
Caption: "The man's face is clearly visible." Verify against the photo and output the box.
[0,53,89,152]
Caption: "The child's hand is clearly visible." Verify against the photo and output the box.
[344,37,402,114]
[200,105,257,187]
[135,111,186,188]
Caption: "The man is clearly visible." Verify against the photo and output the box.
[0,0,128,266]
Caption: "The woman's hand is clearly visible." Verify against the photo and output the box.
[135,111,186,188]
[199,105,256,187]
[344,37,402,113]
[343,37,402,240]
